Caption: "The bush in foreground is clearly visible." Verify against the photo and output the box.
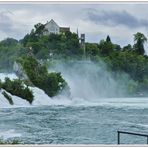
[1,78,34,104]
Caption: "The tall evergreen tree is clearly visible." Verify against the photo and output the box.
[134,32,147,55]
[106,35,111,42]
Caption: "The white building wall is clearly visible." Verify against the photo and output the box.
[44,20,60,35]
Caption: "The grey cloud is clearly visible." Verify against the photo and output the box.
[0,11,14,32]
[0,10,29,40]
[85,9,148,28]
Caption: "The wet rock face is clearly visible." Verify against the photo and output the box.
[13,61,28,80]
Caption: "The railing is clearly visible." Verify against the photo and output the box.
[117,130,148,144]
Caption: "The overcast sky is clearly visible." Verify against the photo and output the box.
[1,2,148,51]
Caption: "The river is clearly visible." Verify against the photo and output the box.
[1,98,148,144]
[0,60,148,144]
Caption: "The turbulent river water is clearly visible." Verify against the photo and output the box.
[1,100,148,144]
[1,61,148,144]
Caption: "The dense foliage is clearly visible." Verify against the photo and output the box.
[17,56,69,97]
[1,22,148,96]
[134,32,147,55]
[0,78,34,104]
[85,34,148,95]
[0,38,26,71]
[20,25,83,59]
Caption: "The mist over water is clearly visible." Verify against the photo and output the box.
[0,59,143,108]
[49,60,135,100]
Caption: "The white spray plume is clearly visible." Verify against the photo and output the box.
[48,59,137,100]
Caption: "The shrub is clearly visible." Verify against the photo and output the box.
[42,72,68,97]
[1,78,34,104]
[0,139,20,144]
[2,91,13,105]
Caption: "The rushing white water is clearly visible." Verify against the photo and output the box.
[0,129,21,140]
[0,60,148,108]
[0,89,30,108]
[0,73,17,82]
[49,60,137,99]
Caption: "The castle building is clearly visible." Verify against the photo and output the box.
[43,19,70,35]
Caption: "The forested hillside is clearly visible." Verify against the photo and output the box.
[0,23,148,96]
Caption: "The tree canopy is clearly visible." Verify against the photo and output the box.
[0,25,148,96]
[133,32,147,55]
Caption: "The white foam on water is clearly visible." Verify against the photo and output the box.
[0,129,21,140]
[0,72,148,109]
[0,89,31,108]
[0,90,11,108]
[0,73,17,82]
[98,97,148,109]
[31,87,52,106]
[11,94,31,107]
[32,87,73,106]
[136,123,148,128]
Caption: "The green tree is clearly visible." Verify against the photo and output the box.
[34,23,45,36]
[114,44,121,51]
[133,32,147,55]
[1,78,34,104]
[85,43,99,56]
[106,35,111,42]
[99,39,114,56]
[123,44,133,51]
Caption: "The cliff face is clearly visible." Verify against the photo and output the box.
[13,61,28,80]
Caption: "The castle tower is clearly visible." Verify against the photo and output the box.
[77,28,79,37]
[80,34,86,58]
